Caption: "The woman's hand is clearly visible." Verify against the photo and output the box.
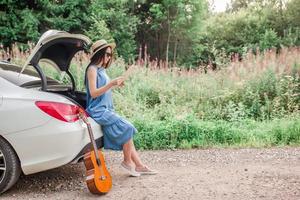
[111,76,125,88]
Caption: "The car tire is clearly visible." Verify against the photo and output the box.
[0,137,21,194]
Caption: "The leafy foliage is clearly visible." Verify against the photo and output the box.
[190,0,300,67]
[133,0,207,65]
[0,0,91,46]
[88,0,139,62]
[1,0,299,67]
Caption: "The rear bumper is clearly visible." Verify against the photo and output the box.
[71,136,104,163]
[4,117,103,175]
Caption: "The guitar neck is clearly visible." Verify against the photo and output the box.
[86,123,101,166]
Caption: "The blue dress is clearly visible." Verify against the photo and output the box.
[85,65,137,150]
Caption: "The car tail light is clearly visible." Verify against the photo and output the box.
[35,101,89,122]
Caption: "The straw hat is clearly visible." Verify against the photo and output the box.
[90,39,116,59]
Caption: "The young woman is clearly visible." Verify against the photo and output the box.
[85,39,157,177]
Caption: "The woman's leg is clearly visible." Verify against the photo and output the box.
[122,139,134,166]
[123,139,144,167]
[130,140,144,168]
[131,140,157,174]
[124,139,157,174]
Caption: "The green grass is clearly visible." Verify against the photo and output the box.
[132,115,300,150]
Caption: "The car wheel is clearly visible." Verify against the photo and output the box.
[0,137,21,194]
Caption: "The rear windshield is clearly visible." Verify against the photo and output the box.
[0,62,40,86]
[0,62,58,86]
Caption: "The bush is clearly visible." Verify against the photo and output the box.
[132,115,300,150]
[259,29,280,51]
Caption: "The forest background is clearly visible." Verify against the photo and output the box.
[0,0,299,149]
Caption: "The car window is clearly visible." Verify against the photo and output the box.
[69,53,87,91]
[39,60,72,85]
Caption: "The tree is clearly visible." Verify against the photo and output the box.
[0,1,39,46]
[0,0,91,47]
[133,0,206,66]
[85,16,114,43]
[89,0,139,62]
[285,0,300,28]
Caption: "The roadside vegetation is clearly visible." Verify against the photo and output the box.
[111,48,300,149]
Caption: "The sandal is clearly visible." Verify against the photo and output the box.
[135,165,158,175]
[120,162,141,177]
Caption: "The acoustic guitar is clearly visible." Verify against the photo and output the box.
[78,109,112,194]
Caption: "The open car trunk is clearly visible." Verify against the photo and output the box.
[1,61,88,108]
[19,30,91,108]
[21,77,87,108]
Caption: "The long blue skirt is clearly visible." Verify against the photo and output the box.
[89,110,137,150]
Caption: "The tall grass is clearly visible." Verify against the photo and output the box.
[1,44,300,149]
[110,48,300,148]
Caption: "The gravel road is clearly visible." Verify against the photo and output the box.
[2,147,300,200]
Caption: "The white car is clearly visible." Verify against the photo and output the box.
[0,30,103,194]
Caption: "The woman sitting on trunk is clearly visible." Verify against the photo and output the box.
[85,39,157,177]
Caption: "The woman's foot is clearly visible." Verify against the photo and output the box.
[120,161,140,177]
[135,165,158,175]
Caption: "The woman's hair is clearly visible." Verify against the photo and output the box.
[84,46,113,85]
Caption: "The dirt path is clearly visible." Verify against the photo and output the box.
[2,148,300,200]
